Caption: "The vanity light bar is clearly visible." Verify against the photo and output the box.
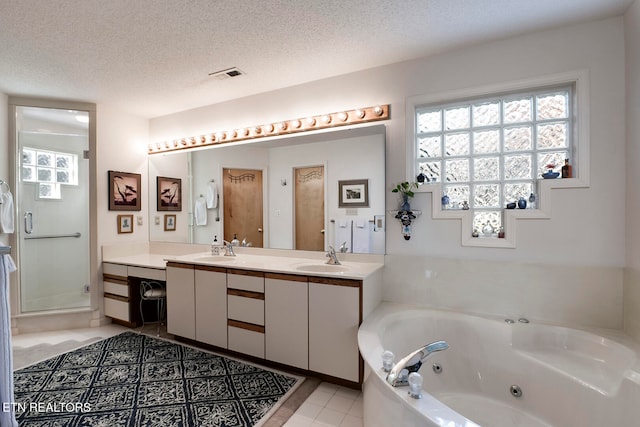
[148,104,390,154]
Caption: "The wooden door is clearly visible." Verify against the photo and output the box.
[223,168,263,247]
[294,166,325,251]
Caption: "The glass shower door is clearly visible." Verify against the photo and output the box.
[16,106,90,313]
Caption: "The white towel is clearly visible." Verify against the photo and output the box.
[334,219,352,253]
[206,182,218,209]
[194,197,207,226]
[0,254,18,427]
[0,191,14,234]
[353,219,372,253]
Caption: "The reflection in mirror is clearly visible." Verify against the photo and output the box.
[149,125,386,254]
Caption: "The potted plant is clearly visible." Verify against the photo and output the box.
[392,181,418,211]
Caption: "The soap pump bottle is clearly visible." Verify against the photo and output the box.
[231,234,240,246]
[211,235,222,255]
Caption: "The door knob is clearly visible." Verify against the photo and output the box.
[258,228,263,233]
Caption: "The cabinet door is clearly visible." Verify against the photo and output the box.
[265,274,308,369]
[166,263,195,339]
[309,279,361,382]
[195,266,227,348]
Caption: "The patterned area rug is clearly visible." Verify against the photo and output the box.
[13,332,302,426]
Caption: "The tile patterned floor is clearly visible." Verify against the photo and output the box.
[11,325,363,426]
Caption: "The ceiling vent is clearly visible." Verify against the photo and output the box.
[208,67,246,80]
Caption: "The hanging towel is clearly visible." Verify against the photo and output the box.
[194,197,207,226]
[353,218,372,253]
[0,190,15,234]
[334,219,352,253]
[0,253,18,427]
[206,181,218,209]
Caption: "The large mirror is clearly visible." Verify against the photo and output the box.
[149,125,386,254]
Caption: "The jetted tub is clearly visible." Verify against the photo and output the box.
[357,302,640,427]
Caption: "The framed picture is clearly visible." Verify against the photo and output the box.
[109,171,141,211]
[338,179,369,208]
[157,176,182,211]
[164,214,176,231]
[117,214,134,234]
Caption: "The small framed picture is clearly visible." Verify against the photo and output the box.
[109,171,141,211]
[338,179,369,208]
[117,214,134,234]
[164,214,176,231]
[157,176,182,211]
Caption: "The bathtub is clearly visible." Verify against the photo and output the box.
[357,302,640,427]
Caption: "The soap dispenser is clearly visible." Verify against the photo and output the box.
[211,235,222,255]
[231,234,240,246]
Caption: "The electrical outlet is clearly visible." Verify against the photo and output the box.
[83,284,90,293]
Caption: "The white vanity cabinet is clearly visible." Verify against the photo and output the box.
[166,262,196,339]
[309,277,362,383]
[195,265,227,348]
[103,262,166,328]
[265,273,309,370]
[227,269,265,358]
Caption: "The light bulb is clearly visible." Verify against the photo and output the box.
[382,350,395,372]
[338,112,348,121]
[322,114,332,124]
[278,122,287,131]
[306,117,316,126]
[374,106,384,116]
[291,119,302,129]
[408,372,423,399]
[355,109,365,119]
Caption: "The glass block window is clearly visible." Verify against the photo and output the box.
[415,85,573,234]
[22,147,78,199]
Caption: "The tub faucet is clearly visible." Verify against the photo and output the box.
[223,240,236,257]
[386,340,449,387]
[326,246,341,265]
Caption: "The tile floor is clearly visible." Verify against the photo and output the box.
[11,324,363,426]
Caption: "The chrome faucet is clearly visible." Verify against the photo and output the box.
[339,241,348,253]
[223,240,236,256]
[386,340,449,387]
[326,246,341,265]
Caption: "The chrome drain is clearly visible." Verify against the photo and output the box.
[510,385,523,398]
[432,363,443,374]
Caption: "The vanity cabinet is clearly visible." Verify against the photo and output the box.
[309,277,362,383]
[165,261,375,387]
[227,269,265,358]
[166,262,196,339]
[195,265,227,348]
[103,262,166,328]
[265,273,309,370]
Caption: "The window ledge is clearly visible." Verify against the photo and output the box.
[415,174,588,248]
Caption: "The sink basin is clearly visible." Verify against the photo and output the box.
[295,264,350,273]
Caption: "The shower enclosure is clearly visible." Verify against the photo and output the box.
[10,99,96,314]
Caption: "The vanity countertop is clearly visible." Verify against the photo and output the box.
[102,253,169,269]
[164,252,383,280]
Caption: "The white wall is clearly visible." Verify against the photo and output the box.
[149,17,627,329]
[624,0,640,340]
[96,104,149,251]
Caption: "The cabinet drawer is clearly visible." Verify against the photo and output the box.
[103,262,127,277]
[128,266,166,281]
[104,296,130,322]
[104,280,129,298]
[228,325,264,358]
[227,271,264,293]
[228,294,264,326]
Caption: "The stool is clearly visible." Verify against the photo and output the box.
[139,280,166,336]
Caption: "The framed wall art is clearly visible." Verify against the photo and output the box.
[109,171,141,211]
[157,176,182,211]
[164,214,176,231]
[338,179,369,208]
[117,214,134,234]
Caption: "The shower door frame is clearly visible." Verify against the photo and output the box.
[8,97,97,318]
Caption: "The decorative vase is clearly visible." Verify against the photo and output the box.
[517,197,527,209]
[441,194,449,209]
[401,194,411,211]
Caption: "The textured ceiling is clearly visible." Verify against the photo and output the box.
[0,0,633,118]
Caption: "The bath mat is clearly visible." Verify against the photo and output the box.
[13,331,302,426]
